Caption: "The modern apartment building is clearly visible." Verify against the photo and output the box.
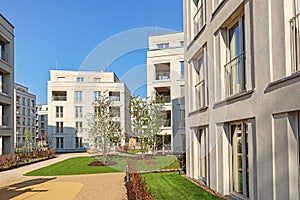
[147,32,185,153]
[14,83,36,148]
[0,14,14,155]
[48,70,131,152]
[36,104,48,147]
[184,0,300,199]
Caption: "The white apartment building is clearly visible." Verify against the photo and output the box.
[0,14,14,155]
[147,32,185,153]
[184,0,300,199]
[14,83,36,148]
[36,104,48,147]
[48,70,131,152]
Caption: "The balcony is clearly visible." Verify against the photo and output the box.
[155,63,170,81]
[224,53,245,97]
[52,91,67,101]
[290,14,300,73]
[155,87,171,103]
[162,119,171,127]
[155,72,170,80]
[109,92,120,101]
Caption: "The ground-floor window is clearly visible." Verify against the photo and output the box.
[56,137,64,149]
[231,122,249,198]
[196,127,207,182]
[76,137,83,148]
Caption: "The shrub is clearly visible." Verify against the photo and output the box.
[126,159,155,200]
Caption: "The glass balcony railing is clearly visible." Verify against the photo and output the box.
[224,53,245,97]
[109,96,120,101]
[52,96,67,101]
[156,72,170,80]
[290,14,300,73]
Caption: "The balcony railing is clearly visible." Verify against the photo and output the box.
[290,14,300,73]
[157,95,170,103]
[224,53,245,97]
[109,96,120,101]
[52,96,67,101]
[156,72,170,80]
[195,80,205,108]
[194,4,204,36]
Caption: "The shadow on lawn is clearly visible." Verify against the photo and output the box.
[0,178,56,199]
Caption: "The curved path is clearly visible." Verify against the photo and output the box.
[0,153,127,200]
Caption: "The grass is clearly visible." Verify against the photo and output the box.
[25,157,120,176]
[142,172,219,200]
[25,155,180,176]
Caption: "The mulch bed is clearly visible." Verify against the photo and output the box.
[88,161,118,166]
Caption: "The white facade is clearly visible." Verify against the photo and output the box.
[47,70,131,152]
[14,83,36,148]
[36,104,48,146]
[184,0,300,199]
[0,14,14,155]
[147,32,185,153]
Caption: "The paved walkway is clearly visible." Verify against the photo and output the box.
[0,153,127,200]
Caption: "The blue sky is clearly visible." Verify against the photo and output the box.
[0,0,183,104]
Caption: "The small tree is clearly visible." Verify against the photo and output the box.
[24,128,32,152]
[87,94,123,163]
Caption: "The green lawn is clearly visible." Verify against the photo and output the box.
[25,155,179,176]
[142,172,219,200]
[25,157,120,176]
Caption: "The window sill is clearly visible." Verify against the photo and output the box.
[270,71,300,87]
[214,89,255,108]
[211,0,228,21]
[264,72,300,93]
[187,24,206,51]
[0,58,12,68]
[188,106,208,117]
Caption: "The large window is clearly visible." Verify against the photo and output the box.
[155,63,171,80]
[109,91,120,101]
[94,91,101,101]
[0,40,7,62]
[76,137,83,148]
[75,122,83,133]
[75,91,82,103]
[157,43,169,49]
[196,127,207,182]
[77,77,84,82]
[180,61,184,79]
[56,137,64,149]
[110,107,121,118]
[56,122,63,133]
[75,106,83,118]
[56,106,63,118]
[193,0,205,35]
[225,16,245,97]
[290,1,300,73]
[231,123,249,198]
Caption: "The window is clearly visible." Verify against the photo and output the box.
[110,107,121,118]
[56,137,64,148]
[155,87,171,103]
[193,0,205,35]
[180,85,185,97]
[94,91,101,101]
[193,56,206,109]
[40,115,45,121]
[27,99,30,107]
[57,77,65,81]
[56,122,63,133]
[22,97,25,106]
[157,43,169,49]
[0,40,5,61]
[180,41,184,47]
[290,1,300,73]
[75,106,83,118]
[75,122,83,133]
[162,110,171,127]
[180,61,184,79]
[225,16,246,97]
[94,106,101,115]
[231,123,249,198]
[27,118,31,126]
[196,127,207,182]
[94,78,101,82]
[77,77,84,82]
[76,137,83,148]
[75,91,82,103]
[56,106,63,118]
[109,91,120,101]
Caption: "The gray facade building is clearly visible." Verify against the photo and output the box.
[184,0,300,199]
[0,14,14,155]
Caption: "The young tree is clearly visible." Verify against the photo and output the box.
[87,94,123,163]
[24,128,32,152]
